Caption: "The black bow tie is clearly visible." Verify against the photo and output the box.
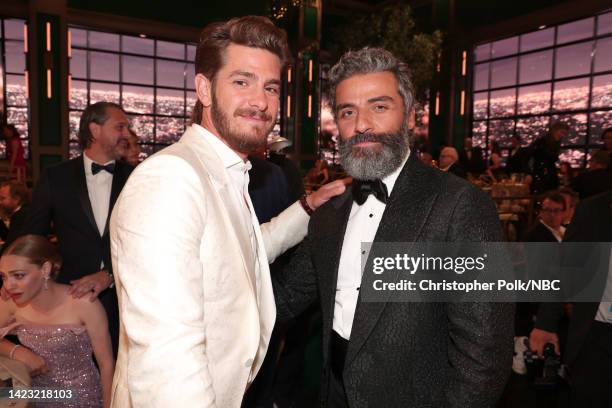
[91,162,115,175]
[352,179,388,205]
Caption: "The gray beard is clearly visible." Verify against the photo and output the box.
[338,124,410,180]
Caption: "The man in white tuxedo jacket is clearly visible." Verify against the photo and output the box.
[109,16,345,408]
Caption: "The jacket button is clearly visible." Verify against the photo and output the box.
[245,358,253,367]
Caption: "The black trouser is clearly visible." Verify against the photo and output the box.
[569,321,612,408]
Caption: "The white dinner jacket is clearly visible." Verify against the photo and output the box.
[109,125,308,408]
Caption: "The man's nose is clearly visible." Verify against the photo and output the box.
[248,87,268,112]
[355,112,373,134]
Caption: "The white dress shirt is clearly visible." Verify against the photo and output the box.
[333,151,410,340]
[83,153,113,237]
[195,124,262,302]
[540,220,565,243]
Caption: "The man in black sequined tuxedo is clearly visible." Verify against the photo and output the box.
[272,47,514,408]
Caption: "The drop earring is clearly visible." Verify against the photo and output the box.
[44,276,49,290]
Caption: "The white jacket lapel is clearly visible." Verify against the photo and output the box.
[178,127,258,294]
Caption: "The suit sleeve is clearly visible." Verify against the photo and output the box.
[22,169,53,237]
[110,155,216,407]
[272,222,319,325]
[6,208,28,247]
[444,186,514,408]
[260,201,309,263]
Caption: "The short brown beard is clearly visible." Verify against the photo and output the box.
[210,87,274,155]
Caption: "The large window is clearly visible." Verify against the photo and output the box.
[471,11,612,167]
[68,26,196,158]
[0,18,29,159]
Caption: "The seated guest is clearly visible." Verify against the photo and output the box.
[487,139,505,181]
[524,192,566,243]
[0,235,113,407]
[419,151,435,167]
[0,181,29,248]
[571,150,612,199]
[438,146,467,178]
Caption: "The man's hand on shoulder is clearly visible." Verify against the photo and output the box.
[69,270,113,301]
[305,178,351,211]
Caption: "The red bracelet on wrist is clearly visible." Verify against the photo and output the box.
[299,194,315,216]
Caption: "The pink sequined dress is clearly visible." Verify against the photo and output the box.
[12,323,103,407]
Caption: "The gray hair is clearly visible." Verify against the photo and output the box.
[328,47,414,116]
[440,146,459,162]
[78,101,125,149]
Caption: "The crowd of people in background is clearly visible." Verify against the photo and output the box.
[0,26,609,406]
[0,106,610,408]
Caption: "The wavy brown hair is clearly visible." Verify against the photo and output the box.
[191,16,290,125]
[3,235,62,280]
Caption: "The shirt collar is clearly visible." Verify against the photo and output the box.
[192,124,251,173]
[83,152,115,176]
[539,220,566,242]
[381,149,410,196]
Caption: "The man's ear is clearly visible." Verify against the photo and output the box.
[88,121,100,142]
[406,108,416,130]
[195,73,213,108]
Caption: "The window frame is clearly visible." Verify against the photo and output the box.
[470,12,612,168]
[68,25,196,158]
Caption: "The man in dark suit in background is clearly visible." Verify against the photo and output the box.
[571,150,612,199]
[525,192,567,243]
[248,154,292,224]
[22,101,133,355]
[530,189,612,408]
[272,47,513,408]
[243,154,295,408]
[0,181,30,248]
[268,136,305,203]
[438,146,467,179]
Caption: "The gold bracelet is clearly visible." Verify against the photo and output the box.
[9,344,21,360]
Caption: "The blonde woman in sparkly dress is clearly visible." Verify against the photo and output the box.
[0,235,113,407]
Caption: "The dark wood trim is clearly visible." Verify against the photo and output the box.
[0,0,28,19]
[463,0,611,44]
[67,8,201,43]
